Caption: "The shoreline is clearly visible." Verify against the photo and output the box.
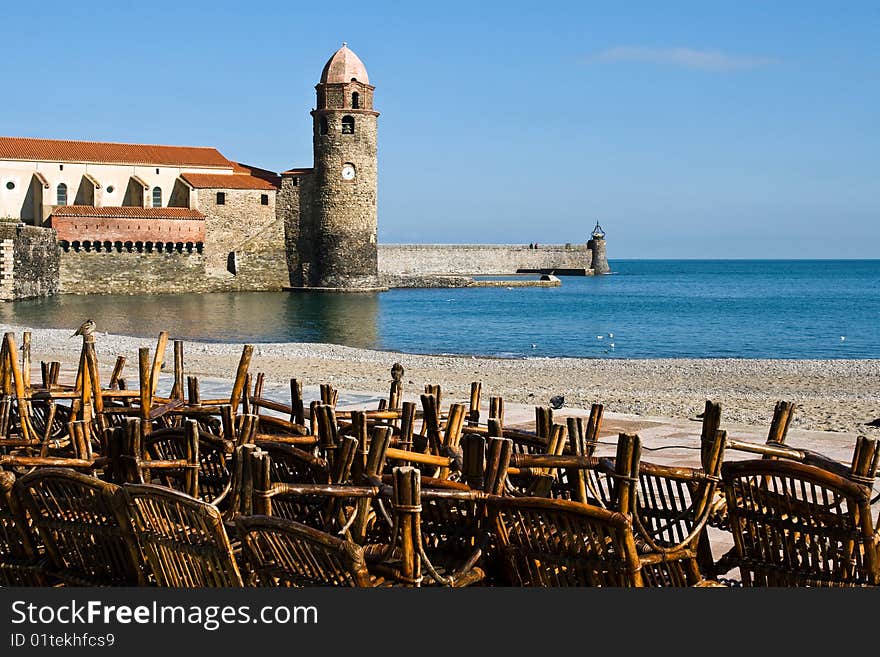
[2,322,878,436]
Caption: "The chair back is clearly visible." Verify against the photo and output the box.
[722,454,880,586]
[0,471,44,585]
[122,483,243,586]
[485,494,644,587]
[236,515,373,587]
[15,468,142,585]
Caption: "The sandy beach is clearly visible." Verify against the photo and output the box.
[4,322,878,437]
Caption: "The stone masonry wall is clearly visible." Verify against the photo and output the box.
[377,243,592,276]
[198,187,289,291]
[60,251,209,294]
[0,223,60,300]
[278,173,318,288]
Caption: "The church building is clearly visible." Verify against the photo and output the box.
[0,44,379,295]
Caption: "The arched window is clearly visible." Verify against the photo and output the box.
[319,117,328,135]
[341,115,355,134]
[152,186,162,208]
[352,92,360,109]
[57,183,68,205]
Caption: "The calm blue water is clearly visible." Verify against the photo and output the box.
[2,260,878,359]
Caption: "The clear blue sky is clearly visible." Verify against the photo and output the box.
[2,1,877,257]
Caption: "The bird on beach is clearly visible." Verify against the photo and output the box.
[550,395,565,410]
[72,319,96,338]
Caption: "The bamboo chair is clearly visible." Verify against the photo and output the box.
[122,483,243,587]
[720,436,880,587]
[398,472,486,587]
[0,471,45,586]
[705,400,863,575]
[496,431,727,585]
[14,468,143,586]
[235,515,382,587]
[484,494,708,586]
[112,418,201,500]
[250,444,383,538]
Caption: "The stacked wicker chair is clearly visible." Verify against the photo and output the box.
[122,483,243,587]
[0,471,45,586]
[235,515,379,587]
[720,435,880,587]
[14,468,143,586]
[5,323,880,590]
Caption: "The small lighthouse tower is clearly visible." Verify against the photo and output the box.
[587,222,610,274]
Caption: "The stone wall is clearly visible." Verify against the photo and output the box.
[279,173,318,288]
[0,223,60,300]
[197,187,289,291]
[60,250,209,294]
[377,243,592,276]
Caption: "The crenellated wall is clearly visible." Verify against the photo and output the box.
[377,243,592,276]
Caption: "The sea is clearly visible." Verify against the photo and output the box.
[2,260,878,360]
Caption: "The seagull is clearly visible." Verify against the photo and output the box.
[72,319,96,338]
[608,332,614,338]
[550,395,565,410]
[609,342,615,348]
[531,343,538,349]
[840,336,846,341]
[596,335,603,340]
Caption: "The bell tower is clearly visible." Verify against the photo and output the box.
[309,43,381,289]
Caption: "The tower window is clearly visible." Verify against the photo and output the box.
[57,183,67,205]
[319,117,328,135]
[152,186,162,207]
[227,251,238,275]
[260,194,269,205]
[216,192,226,205]
[352,92,360,109]
[341,115,355,134]
[291,177,298,187]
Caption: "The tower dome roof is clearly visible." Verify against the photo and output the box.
[320,43,370,85]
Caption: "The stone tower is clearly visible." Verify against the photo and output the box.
[309,43,381,289]
[587,222,611,274]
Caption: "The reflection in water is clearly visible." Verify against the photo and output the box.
[1,261,878,358]
[0,291,380,348]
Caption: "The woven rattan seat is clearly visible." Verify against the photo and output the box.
[721,447,880,587]
[0,471,45,586]
[14,468,142,586]
[236,515,382,586]
[122,483,243,586]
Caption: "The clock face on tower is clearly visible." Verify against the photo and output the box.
[341,163,356,181]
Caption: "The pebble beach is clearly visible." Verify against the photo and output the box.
[5,323,878,437]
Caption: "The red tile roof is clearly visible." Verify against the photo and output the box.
[0,136,234,168]
[50,206,205,220]
[234,162,283,185]
[281,167,314,175]
[179,172,278,190]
